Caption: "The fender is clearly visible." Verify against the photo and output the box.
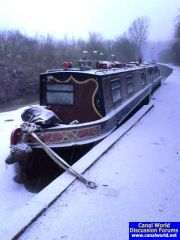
[10,128,22,145]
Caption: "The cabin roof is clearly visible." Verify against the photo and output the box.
[43,64,156,77]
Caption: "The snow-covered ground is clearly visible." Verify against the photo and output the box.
[13,64,179,240]
[0,108,35,225]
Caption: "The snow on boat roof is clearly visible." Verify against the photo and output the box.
[44,64,156,76]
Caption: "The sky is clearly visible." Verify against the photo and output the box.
[0,0,179,41]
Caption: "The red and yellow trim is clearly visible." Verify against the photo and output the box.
[23,125,101,145]
[52,75,102,118]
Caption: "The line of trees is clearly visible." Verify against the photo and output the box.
[171,15,180,65]
[0,17,149,104]
[159,13,180,65]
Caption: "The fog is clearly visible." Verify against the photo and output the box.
[0,0,179,41]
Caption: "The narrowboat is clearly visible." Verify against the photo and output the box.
[10,60,161,149]
[6,59,161,178]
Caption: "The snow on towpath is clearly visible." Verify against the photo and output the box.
[0,108,35,225]
[18,65,180,240]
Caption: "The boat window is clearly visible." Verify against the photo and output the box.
[46,84,74,105]
[111,79,121,103]
[148,68,152,75]
[148,68,153,81]
[154,66,160,76]
[141,72,146,86]
[126,75,133,94]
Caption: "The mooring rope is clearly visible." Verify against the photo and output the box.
[20,122,97,189]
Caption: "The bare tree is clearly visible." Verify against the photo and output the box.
[0,27,148,105]
[113,36,139,62]
[128,17,150,52]
[172,14,180,65]
[86,32,106,59]
[175,13,180,38]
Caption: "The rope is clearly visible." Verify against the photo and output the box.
[20,122,97,189]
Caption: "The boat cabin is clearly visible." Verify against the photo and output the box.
[39,63,160,125]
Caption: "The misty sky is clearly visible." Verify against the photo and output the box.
[0,0,179,41]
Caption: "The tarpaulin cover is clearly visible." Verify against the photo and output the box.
[21,106,61,127]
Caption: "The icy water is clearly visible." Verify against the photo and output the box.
[0,94,38,113]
